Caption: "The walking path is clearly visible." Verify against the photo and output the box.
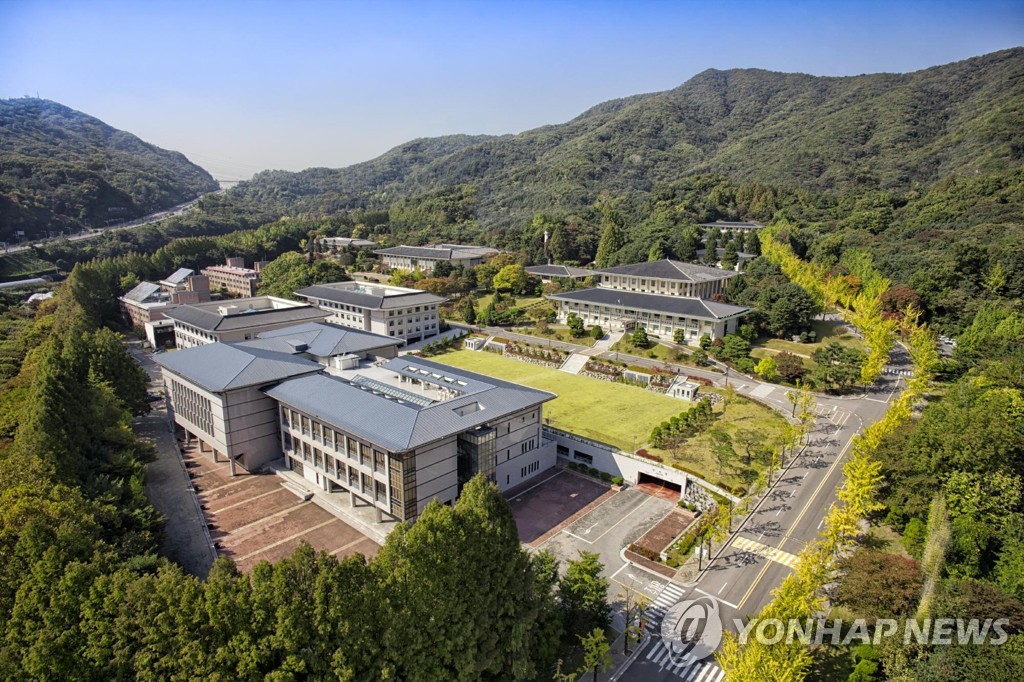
[559,352,590,374]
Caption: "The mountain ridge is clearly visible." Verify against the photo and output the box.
[0,98,218,240]
[231,47,1024,229]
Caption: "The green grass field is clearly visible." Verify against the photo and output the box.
[510,325,596,347]
[754,320,864,359]
[431,350,689,451]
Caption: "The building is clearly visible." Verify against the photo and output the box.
[119,280,183,348]
[320,236,378,250]
[524,264,594,283]
[201,257,264,297]
[242,322,402,369]
[166,296,331,349]
[694,248,757,272]
[374,243,499,274]
[155,343,324,475]
[158,347,556,523]
[547,259,749,343]
[296,281,446,342]
[698,221,764,235]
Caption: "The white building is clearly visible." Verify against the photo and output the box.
[165,296,330,349]
[296,281,446,343]
[374,244,499,274]
[547,259,749,344]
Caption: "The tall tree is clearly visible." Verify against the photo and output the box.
[595,222,623,269]
[558,551,610,644]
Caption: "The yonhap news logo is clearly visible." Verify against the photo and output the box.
[660,596,725,664]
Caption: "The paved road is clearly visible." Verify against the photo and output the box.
[617,349,908,681]
[130,345,215,578]
[1,191,218,255]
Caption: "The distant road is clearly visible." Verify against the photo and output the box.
[1,189,223,256]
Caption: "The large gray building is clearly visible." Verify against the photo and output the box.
[157,344,556,524]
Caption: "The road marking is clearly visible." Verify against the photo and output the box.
[717,581,728,594]
[586,492,659,543]
[645,641,725,681]
[208,486,284,514]
[694,587,738,610]
[736,431,856,611]
[732,536,800,568]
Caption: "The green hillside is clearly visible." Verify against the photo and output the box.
[231,48,1024,230]
[0,98,219,240]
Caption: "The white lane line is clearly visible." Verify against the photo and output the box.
[694,587,739,610]
[717,581,728,594]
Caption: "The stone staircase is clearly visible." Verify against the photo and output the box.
[559,352,590,375]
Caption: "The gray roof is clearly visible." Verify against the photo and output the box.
[264,357,554,452]
[162,268,194,285]
[164,303,328,332]
[698,221,763,230]
[154,343,322,393]
[241,322,399,357]
[374,244,497,260]
[547,288,749,321]
[695,248,756,259]
[525,264,593,278]
[596,259,738,283]
[123,281,162,303]
[296,284,445,310]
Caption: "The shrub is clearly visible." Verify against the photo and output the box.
[566,462,578,471]
[611,476,624,486]
[588,467,600,478]
[600,471,612,482]
[627,544,661,562]
[589,324,604,339]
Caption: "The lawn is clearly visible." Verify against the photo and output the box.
[610,338,718,372]
[648,388,790,492]
[754,320,865,359]
[474,293,546,311]
[511,325,596,347]
[431,350,689,452]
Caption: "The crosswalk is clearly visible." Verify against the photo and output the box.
[884,366,913,377]
[813,404,852,427]
[645,581,687,631]
[646,639,725,681]
[731,536,800,568]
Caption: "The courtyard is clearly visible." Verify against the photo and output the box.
[432,349,689,451]
[181,443,378,572]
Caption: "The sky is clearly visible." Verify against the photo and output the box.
[2,0,1022,180]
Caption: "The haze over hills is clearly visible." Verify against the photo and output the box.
[232,48,1024,230]
[0,98,218,241]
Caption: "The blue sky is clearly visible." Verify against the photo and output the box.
[1,0,1021,179]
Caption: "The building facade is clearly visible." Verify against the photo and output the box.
[296,281,446,342]
[201,257,263,297]
[166,296,330,348]
[374,244,499,274]
[547,259,749,344]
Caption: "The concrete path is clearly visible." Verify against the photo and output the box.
[559,352,591,374]
[130,346,215,578]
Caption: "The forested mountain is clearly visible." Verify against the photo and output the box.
[232,48,1024,230]
[0,98,218,240]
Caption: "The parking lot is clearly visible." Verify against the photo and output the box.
[506,469,615,546]
[182,444,378,572]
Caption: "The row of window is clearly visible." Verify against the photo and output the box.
[286,437,388,502]
[387,304,438,317]
[170,379,214,435]
[521,460,540,478]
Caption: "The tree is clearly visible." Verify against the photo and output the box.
[595,222,622,268]
[744,230,761,256]
[558,551,610,644]
[547,223,568,263]
[493,264,529,293]
[589,325,604,340]
[621,584,651,654]
[432,259,453,278]
[699,333,712,350]
[810,342,865,390]
[579,629,612,682]
[463,297,477,325]
[567,313,585,338]
[630,326,650,349]
[721,240,739,270]
[774,351,806,382]
[755,356,778,381]
[835,549,924,619]
[763,283,817,338]
[118,272,140,293]
[257,251,349,298]
[89,327,150,415]
[901,517,927,559]
[673,328,686,344]
[648,241,666,262]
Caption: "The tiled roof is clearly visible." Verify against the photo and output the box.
[296,284,445,310]
[525,264,593,278]
[547,288,749,320]
[155,344,321,393]
[242,322,399,357]
[698,221,763,229]
[595,259,738,282]
[264,357,554,452]
[162,268,194,285]
[164,303,328,331]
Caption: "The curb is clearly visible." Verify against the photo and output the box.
[609,629,651,681]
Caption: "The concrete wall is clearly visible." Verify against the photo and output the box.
[221,386,285,471]
[543,427,689,490]
[490,406,552,491]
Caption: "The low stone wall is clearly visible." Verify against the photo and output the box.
[503,352,563,370]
